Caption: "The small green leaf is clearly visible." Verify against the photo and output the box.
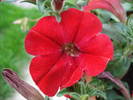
[69,92,81,100]
[44,96,50,100]
[103,23,128,43]
[106,90,125,100]
[80,95,89,100]
[36,0,46,13]
[107,53,131,78]
[123,0,133,3]
[57,88,70,97]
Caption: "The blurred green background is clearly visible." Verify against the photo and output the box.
[0,2,41,99]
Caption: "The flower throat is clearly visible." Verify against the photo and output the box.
[63,43,79,57]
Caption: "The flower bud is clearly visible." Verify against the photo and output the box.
[51,0,65,12]
[84,0,127,23]
[2,69,44,100]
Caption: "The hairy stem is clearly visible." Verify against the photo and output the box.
[98,72,131,100]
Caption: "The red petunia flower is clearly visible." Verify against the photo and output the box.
[83,0,126,23]
[25,8,113,96]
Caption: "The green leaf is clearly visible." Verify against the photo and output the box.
[122,0,133,3]
[127,15,133,35]
[66,0,76,4]
[107,55,131,78]
[103,22,133,78]
[36,0,46,13]
[103,23,128,43]
[69,92,81,100]
[57,88,70,97]
[57,89,81,100]
[80,95,89,100]
[44,96,50,100]
[106,90,125,100]
[86,83,107,100]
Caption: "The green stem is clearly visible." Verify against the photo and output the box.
[80,95,89,100]
[98,72,131,100]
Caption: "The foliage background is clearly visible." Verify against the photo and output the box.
[0,3,41,99]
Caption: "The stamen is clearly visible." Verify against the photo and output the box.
[63,43,79,57]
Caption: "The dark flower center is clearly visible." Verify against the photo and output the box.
[63,43,79,57]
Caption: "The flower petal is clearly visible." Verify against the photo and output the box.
[25,30,61,56]
[38,55,79,96]
[74,11,102,44]
[30,54,62,96]
[78,34,113,59]
[30,54,61,83]
[61,66,83,88]
[79,54,109,76]
[32,16,65,45]
[30,54,79,96]
[60,8,83,42]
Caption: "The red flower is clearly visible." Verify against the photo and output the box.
[25,8,113,96]
[84,0,126,23]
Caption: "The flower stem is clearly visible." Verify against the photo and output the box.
[98,72,131,100]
